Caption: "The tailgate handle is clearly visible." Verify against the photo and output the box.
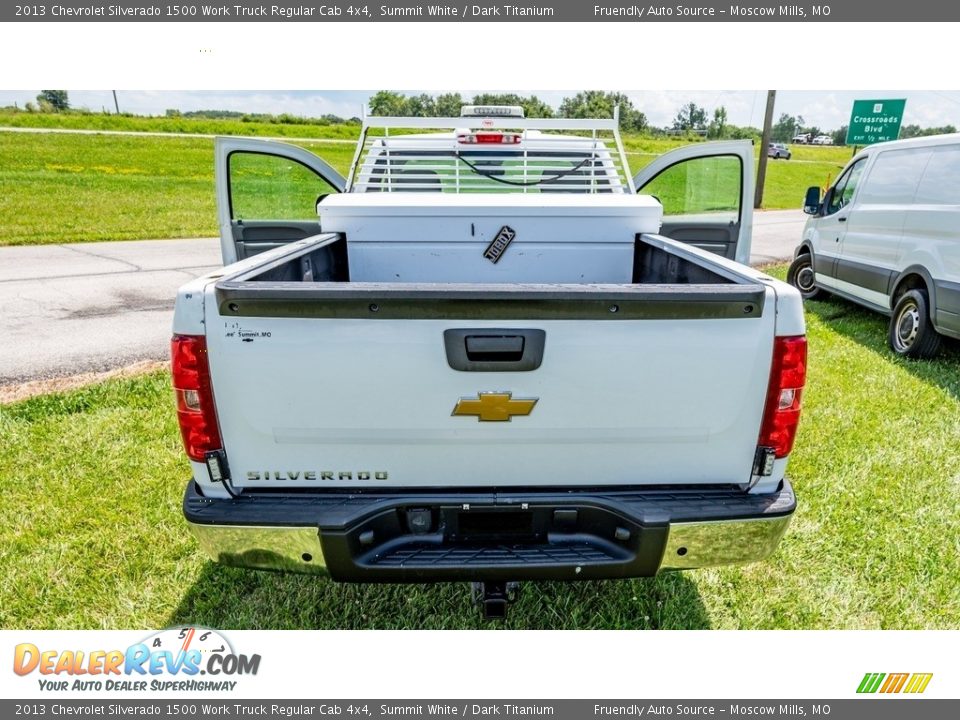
[466,335,524,362]
[444,329,545,372]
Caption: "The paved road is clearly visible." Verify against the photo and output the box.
[0,209,805,385]
[0,239,221,384]
[751,209,805,265]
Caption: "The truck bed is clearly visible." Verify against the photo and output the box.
[215,232,761,316]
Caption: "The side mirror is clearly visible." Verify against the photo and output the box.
[803,186,821,215]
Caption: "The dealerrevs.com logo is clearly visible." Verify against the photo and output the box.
[13,627,260,693]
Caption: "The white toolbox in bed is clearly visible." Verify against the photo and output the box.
[318,193,663,283]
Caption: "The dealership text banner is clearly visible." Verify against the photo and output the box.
[7,1,960,22]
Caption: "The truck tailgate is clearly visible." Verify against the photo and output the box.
[204,281,776,490]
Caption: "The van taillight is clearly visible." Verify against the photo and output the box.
[758,335,807,458]
[171,334,222,462]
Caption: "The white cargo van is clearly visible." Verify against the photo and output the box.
[788,134,960,358]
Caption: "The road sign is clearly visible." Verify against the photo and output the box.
[845,99,907,145]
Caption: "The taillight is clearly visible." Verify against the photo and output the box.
[458,132,521,144]
[171,334,222,462]
[758,335,807,458]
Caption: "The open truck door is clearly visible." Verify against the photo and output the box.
[633,140,754,265]
[215,137,346,264]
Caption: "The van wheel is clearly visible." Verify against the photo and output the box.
[889,289,942,359]
[787,254,823,300]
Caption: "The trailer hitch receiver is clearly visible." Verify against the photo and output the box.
[472,581,521,620]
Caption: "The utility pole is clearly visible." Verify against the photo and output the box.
[112,91,120,114]
[754,90,776,209]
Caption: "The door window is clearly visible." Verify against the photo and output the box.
[229,152,339,220]
[858,148,932,205]
[638,155,741,222]
[825,159,866,215]
[914,145,960,205]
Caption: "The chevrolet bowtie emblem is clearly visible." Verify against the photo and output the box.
[452,392,538,422]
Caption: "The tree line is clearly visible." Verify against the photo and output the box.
[369,90,758,138]
[22,90,70,113]
[368,91,650,131]
[15,90,957,141]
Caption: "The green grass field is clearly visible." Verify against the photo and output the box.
[2,270,958,630]
[0,109,362,140]
[0,115,854,246]
[0,133,357,244]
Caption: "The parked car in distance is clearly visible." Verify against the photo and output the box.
[811,135,834,145]
[792,133,811,144]
[768,142,791,160]
[788,133,960,358]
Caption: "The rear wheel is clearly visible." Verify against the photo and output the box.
[888,289,942,359]
[787,254,823,301]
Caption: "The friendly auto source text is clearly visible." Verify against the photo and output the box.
[594,5,829,17]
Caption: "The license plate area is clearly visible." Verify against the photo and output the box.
[446,508,539,544]
[324,500,666,580]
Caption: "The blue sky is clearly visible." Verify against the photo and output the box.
[2,89,959,130]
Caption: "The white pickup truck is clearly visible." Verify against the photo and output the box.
[173,107,805,617]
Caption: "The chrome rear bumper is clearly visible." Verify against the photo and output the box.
[189,523,328,575]
[189,514,793,577]
[184,481,795,581]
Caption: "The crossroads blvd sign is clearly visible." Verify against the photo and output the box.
[846,99,907,145]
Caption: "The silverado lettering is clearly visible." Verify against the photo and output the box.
[246,471,388,481]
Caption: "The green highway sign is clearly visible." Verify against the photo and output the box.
[846,98,907,145]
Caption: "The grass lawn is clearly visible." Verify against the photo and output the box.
[0,123,853,246]
[2,268,958,630]
[0,133,356,245]
[0,110,362,140]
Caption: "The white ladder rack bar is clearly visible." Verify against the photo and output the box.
[345,107,636,194]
